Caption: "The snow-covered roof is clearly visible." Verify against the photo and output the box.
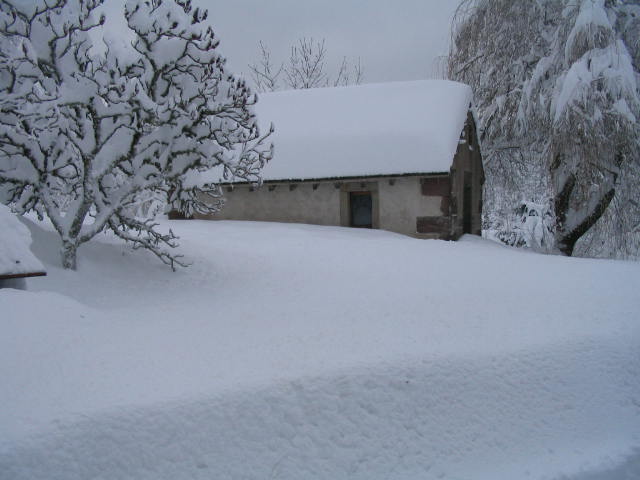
[0,204,45,277]
[253,80,473,181]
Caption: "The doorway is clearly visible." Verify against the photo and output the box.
[350,191,372,228]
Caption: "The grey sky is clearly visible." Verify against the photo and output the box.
[196,0,459,85]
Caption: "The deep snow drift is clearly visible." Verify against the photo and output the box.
[1,218,639,480]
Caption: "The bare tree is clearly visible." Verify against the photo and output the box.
[285,37,328,89]
[248,41,282,92]
[334,56,349,87]
[430,54,449,80]
[249,37,364,91]
[334,56,364,87]
[353,57,364,85]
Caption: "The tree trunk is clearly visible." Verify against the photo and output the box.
[61,241,78,270]
[557,188,616,256]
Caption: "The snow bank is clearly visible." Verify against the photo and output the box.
[0,204,44,276]
[1,219,639,479]
[253,80,472,181]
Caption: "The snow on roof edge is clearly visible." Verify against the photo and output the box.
[225,170,451,185]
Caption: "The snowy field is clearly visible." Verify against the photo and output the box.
[1,218,639,480]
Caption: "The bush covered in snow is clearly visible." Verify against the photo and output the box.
[494,200,556,252]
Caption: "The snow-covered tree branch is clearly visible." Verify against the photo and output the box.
[0,0,273,270]
[448,0,640,258]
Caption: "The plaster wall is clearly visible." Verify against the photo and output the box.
[205,182,341,226]
[378,177,443,236]
[199,175,444,237]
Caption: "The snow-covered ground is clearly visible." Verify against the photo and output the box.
[1,218,639,480]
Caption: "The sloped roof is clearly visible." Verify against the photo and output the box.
[253,80,473,181]
[0,204,45,278]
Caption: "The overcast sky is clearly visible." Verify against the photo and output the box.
[193,0,459,86]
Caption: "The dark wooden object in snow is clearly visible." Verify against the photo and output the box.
[0,271,46,281]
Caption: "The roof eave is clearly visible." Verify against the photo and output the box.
[223,171,450,186]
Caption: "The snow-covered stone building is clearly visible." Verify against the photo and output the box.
[197,80,483,239]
